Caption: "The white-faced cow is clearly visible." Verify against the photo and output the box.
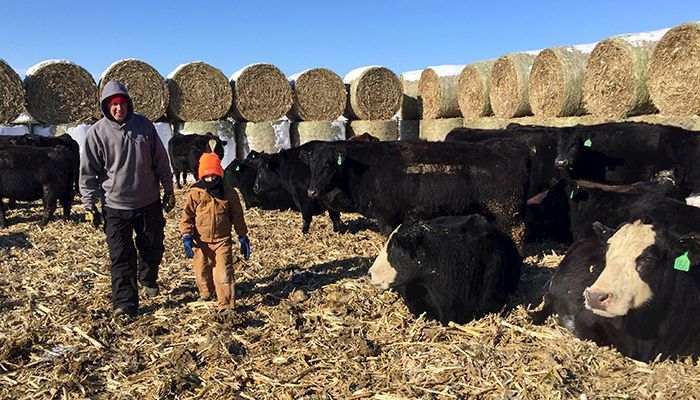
[369,215,522,325]
[168,132,227,188]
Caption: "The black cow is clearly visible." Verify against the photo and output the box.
[0,145,74,227]
[526,178,695,244]
[534,218,700,362]
[304,140,532,248]
[250,142,342,233]
[445,125,565,197]
[581,218,700,361]
[555,122,700,199]
[369,215,522,325]
[168,132,227,188]
[223,155,297,212]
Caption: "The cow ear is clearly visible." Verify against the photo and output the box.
[299,150,312,165]
[592,221,615,242]
[678,233,700,266]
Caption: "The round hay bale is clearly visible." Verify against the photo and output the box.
[166,62,232,122]
[529,46,592,118]
[458,61,495,120]
[344,66,402,120]
[99,59,169,121]
[398,119,420,141]
[583,33,661,118]
[648,23,700,116]
[419,65,465,119]
[400,70,422,120]
[235,119,291,159]
[288,68,345,121]
[290,120,346,146]
[419,117,463,141]
[0,59,25,124]
[24,60,98,124]
[489,53,536,119]
[347,119,398,141]
[230,64,293,123]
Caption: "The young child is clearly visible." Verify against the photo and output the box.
[180,152,250,312]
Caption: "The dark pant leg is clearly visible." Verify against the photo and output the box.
[134,201,166,288]
[103,206,138,313]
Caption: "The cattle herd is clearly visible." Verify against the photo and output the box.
[1,121,699,363]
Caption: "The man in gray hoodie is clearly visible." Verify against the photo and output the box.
[80,80,175,319]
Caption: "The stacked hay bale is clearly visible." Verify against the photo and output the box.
[583,28,668,118]
[231,63,293,157]
[166,62,234,164]
[344,66,402,140]
[24,60,98,125]
[458,60,495,120]
[648,22,700,116]
[529,44,595,118]
[399,70,422,141]
[99,59,169,121]
[489,52,538,119]
[419,65,464,141]
[0,59,25,125]
[288,68,347,146]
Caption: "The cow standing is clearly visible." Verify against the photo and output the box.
[223,156,297,212]
[369,215,522,325]
[250,142,342,233]
[168,132,227,188]
[304,140,532,248]
[0,145,74,227]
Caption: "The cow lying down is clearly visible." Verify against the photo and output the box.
[532,219,700,362]
[369,215,522,325]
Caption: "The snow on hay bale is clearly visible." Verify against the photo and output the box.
[290,120,346,146]
[235,119,291,159]
[99,59,169,121]
[419,117,463,142]
[458,60,495,120]
[0,59,24,124]
[288,68,345,121]
[583,28,668,118]
[419,65,465,119]
[166,62,232,122]
[347,119,398,141]
[529,45,594,118]
[230,63,293,123]
[344,66,402,120]
[648,22,700,116]
[489,53,537,119]
[400,70,422,120]
[24,60,98,124]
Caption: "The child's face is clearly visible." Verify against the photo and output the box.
[203,175,216,182]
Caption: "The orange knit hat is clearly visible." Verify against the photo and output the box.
[198,152,224,178]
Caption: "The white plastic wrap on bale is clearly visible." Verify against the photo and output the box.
[154,122,174,169]
[236,119,291,159]
[0,125,30,136]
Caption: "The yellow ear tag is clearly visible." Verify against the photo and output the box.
[674,251,690,272]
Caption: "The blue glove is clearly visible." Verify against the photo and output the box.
[238,235,251,260]
[182,234,196,259]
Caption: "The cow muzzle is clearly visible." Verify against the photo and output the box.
[584,287,611,312]
[555,159,570,169]
[307,188,318,199]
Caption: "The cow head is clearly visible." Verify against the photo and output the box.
[204,132,227,159]
[555,130,595,170]
[307,145,347,199]
[584,219,700,317]
[252,153,279,195]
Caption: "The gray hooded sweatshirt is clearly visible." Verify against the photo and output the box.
[80,80,174,210]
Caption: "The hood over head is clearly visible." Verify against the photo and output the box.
[100,80,134,123]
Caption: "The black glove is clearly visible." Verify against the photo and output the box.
[238,235,251,260]
[85,206,102,228]
[162,193,176,213]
